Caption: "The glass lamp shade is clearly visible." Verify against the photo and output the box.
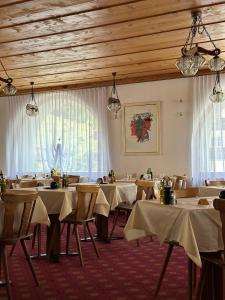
[2,83,17,95]
[107,97,121,119]
[192,53,206,69]
[26,103,39,116]
[209,86,225,103]
[175,55,194,75]
[208,56,225,71]
[181,66,198,76]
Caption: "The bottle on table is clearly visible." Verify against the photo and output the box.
[147,168,153,180]
[62,174,66,188]
[0,171,6,193]
[108,170,116,183]
[159,180,165,204]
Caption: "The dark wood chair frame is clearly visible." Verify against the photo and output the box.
[61,185,100,266]
[109,179,156,241]
[0,191,39,299]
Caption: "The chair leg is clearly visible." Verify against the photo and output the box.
[20,239,39,286]
[109,209,120,241]
[1,245,12,300]
[195,261,207,300]
[32,224,42,257]
[74,225,84,267]
[154,243,174,297]
[37,224,41,257]
[32,224,38,249]
[192,262,197,289]
[66,224,71,255]
[83,224,88,240]
[9,243,16,256]
[60,223,66,235]
[86,222,99,258]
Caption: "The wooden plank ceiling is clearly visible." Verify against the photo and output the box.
[0,0,225,94]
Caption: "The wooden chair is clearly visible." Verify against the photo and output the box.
[19,180,38,188]
[196,198,225,300]
[68,175,80,184]
[6,179,21,189]
[109,179,156,241]
[155,187,200,298]
[52,175,60,183]
[172,175,188,190]
[0,191,39,299]
[175,187,199,198]
[205,180,225,186]
[61,185,100,267]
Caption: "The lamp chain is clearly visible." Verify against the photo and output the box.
[184,13,217,51]
[0,59,10,79]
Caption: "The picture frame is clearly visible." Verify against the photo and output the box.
[123,102,160,155]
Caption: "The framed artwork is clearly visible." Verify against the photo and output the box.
[123,102,160,154]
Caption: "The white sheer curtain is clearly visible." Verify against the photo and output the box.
[192,74,225,185]
[6,87,111,180]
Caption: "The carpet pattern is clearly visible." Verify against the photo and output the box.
[0,216,193,300]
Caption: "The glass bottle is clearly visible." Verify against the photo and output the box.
[147,168,153,180]
[62,174,66,188]
[0,173,6,193]
[159,180,164,204]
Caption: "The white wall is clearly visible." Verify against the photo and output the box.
[109,77,193,179]
[0,77,193,178]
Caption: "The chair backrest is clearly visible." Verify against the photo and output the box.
[52,176,60,183]
[205,180,225,186]
[135,179,156,200]
[1,191,38,242]
[6,179,21,189]
[213,198,225,256]
[175,187,199,198]
[173,175,188,190]
[19,180,38,188]
[75,185,100,223]
[68,175,80,184]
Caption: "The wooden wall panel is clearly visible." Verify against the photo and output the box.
[0,0,225,93]
[1,2,225,43]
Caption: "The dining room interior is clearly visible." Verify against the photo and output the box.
[0,0,225,299]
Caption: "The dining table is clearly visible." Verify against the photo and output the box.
[95,182,138,241]
[124,196,223,300]
[13,186,110,261]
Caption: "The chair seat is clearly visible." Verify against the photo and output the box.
[117,201,134,210]
[200,251,224,265]
[0,233,33,244]
[61,210,77,223]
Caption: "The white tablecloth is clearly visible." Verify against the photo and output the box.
[20,177,53,186]
[100,183,137,210]
[15,186,110,221]
[124,198,223,267]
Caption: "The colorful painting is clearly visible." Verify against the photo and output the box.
[130,112,153,143]
[123,102,160,154]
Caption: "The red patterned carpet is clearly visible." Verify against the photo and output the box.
[0,217,193,300]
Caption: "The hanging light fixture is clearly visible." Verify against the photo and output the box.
[176,11,225,77]
[0,59,17,95]
[107,72,121,119]
[26,82,39,116]
[209,72,225,103]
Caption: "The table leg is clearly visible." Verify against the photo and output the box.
[47,214,61,262]
[95,214,109,242]
[188,258,193,300]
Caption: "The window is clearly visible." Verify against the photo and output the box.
[6,88,111,180]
